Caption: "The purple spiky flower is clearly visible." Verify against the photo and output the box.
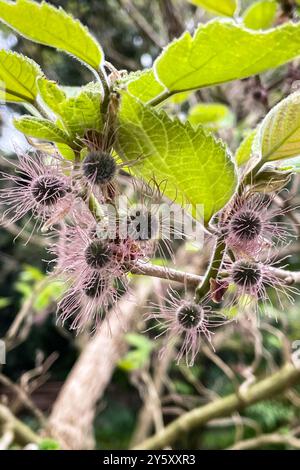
[0,151,74,230]
[219,257,299,319]
[57,272,121,331]
[148,288,225,366]
[221,192,291,255]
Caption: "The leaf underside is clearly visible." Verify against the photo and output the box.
[117,93,237,222]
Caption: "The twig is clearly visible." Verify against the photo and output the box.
[0,373,46,427]
[0,403,42,446]
[228,432,300,450]
[131,261,202,287]
[195,238,226,302]
[132,260,300,287]
[118,0,165,48]
[5,277,49,351]
[133,362,300,449]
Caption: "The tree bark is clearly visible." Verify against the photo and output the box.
[48,279,152,450]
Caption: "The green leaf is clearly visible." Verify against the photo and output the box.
[188,0,238,17]
[37,76,67,114]
[38,439,60,450]
[127,69,165,103]
[155,19,300,96]
[256,91,300,162]
[118,333,153,371]
[0,298,11,309]
[38,79,103,137]
[14,116,72,144]
[243,0,277,30]
[235,130,257,166]
[57,82,103,136]
[117,94,237,222]
[0,0,103,70]
[188,102,233,129]
[0,50,42,103]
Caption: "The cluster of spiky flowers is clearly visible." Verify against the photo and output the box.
[0,139,178,333]
[147,189,299,366]
[214,190,299,321]
[1,141,298,366]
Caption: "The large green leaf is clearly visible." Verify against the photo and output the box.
[14,116,72,144]
[117,94,237,222]
[0,50,42,103]
[256,91,300,162]
[0,0,103,70]
[126,70,165,103]
[154,19,300,96]
[188,0,237,17]
[38,78,103,136]
[243,0,277,30]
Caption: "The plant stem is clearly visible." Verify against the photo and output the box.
[88,192,105,222]
[0,404,42,446]
[131,261,202,287]
[147,90,173,107]
[98,66,111,116]
[194,237,226,303]
[133,362,300,450]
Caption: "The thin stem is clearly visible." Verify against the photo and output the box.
[98,66,111,116]
[194,237,226,303]
[87,192,105,222]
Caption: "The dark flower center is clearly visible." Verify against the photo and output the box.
[31,176,67,205]
[232,261,262,288]
[84,274,107,298]
[85,240,112,269]
[127,209,159,241]
[230,210,262,241]
[83,151,117,185]
[176,302,204,330]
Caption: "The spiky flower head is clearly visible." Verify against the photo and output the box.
[0,151,73,230]
[218,257,299,319]
[57,272,120,332]
[83,150,117,186]
[148,289,225,366]
[220,192,291,255]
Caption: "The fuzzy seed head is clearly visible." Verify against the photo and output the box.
[230,210,262,241]
[83,151,117,185]
[84,240,112,270]
[176,302,204,330]
[83,274,108,298]
[31,175,68,206]
[232,260,262,288]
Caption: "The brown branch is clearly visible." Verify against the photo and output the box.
[133,362,300,449]
[131,261,202,287]
[0,373,46,427]
[228,432,300,450]
[131,261,300,288]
